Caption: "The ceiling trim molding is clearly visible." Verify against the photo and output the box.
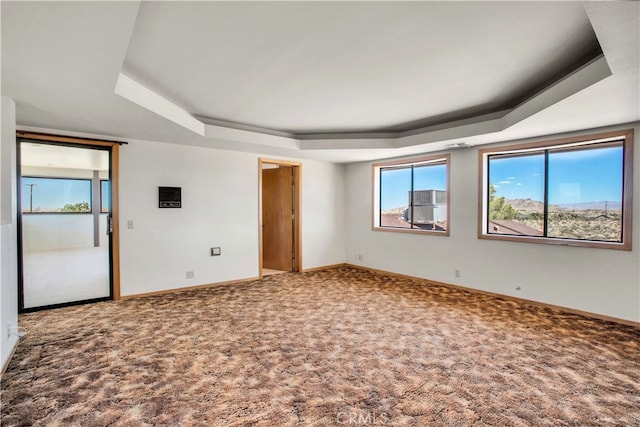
[198,117,296,139]
[114,55,611,152]
[204,122,300,150]
[115,73,205,136]
[301,55,611,151]
[502,54,611,129]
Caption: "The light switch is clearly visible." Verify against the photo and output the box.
[127,220,134,229]
[211,247,221,256]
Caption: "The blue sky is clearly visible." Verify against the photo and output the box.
[381,164,447,210]
[22,177,90,212]
[489,146,623,204]
[21,177,110,212]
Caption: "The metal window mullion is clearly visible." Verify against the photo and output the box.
[543,150,549,237]
[410,165,415,229]
[486,155,492,233]
[379,169,383,227]
[619,144,625,243]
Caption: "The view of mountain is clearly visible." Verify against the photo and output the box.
[384,199,621,214]
[554,201,622,211]
[506,198,621,212]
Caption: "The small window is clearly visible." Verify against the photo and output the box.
[479,129,633,250]
[21,177,92,213]
[101,180,110,213]
[373,154,449,235]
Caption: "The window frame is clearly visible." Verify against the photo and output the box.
[478,129,633,250]
[21,176,93,214]
[372,153,450,236]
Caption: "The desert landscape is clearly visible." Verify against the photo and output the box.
[501,199,622,242]
[381,198,621,241]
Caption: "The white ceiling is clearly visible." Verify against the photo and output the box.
[2,1,638,163]
[124,2,598,134]
[21,143,109,172]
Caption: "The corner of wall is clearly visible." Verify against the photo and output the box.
[1,96,20,372]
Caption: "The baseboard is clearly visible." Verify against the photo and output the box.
[301,263,346,273]
[1,338,20,377]
[345,263,640,328]
[122,264,352,300]
[120,276,260,300]
[117,263,638,328]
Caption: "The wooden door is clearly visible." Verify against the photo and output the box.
[262,166,294,271]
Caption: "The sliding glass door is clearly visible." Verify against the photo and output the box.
[18,140,113,311]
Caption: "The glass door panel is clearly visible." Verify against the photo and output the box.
[19,142,112,310]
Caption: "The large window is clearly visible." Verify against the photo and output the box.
[479,130,633,250]
[373,154,449,235]
[21,177,92,213]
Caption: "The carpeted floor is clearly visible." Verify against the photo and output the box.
[2,266,639,426]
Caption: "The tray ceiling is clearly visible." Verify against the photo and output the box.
[2,1,638,162]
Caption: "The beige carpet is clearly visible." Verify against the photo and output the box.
[2,266,639,426]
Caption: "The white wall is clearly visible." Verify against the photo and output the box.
[21,166,105,179]
[345,123,640,323]
[1,97,19,371]
[21,214,109,250]
[22,215,95,250]
[301,160,346,269]
[119,139,346,296]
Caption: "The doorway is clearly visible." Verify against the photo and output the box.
[259,159,301,277]
[17,132,120,312]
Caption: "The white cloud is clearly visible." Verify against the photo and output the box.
[516,183,523,186]
[498,180,512,184]
[507,176,515,180]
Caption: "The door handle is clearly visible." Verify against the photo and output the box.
[107,216,113,234]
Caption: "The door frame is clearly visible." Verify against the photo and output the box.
[16,131,122,311]
[258,158,301,278]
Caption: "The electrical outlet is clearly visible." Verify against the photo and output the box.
[210,247,221,256]
[515,285,522,291]
[356,254,363,261]
[127,220,134,229]
[186,271,194,279]
[454,269,461,278]
[7,322,11,339]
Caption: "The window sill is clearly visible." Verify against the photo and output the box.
[478,233,630,251]
[372,226,450,237]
